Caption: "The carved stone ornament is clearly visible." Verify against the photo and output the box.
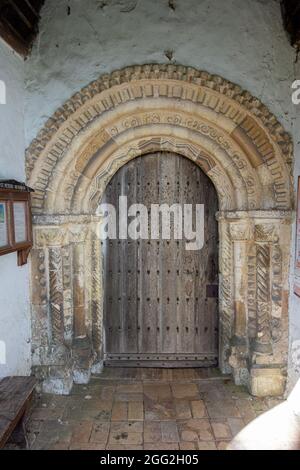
[68,224,89,244]
[34,227,68,247]
[229,222,253,241]
[255,224,277,242]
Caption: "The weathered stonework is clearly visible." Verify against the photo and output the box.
[26,64,294,396]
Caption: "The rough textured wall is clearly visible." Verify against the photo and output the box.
[0,39,31,377]
[24,0,300,389]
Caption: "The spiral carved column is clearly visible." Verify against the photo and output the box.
[253,242,272,355]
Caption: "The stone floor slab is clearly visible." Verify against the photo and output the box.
[197,441,218,450]
[191,400,206,418]
[144,422,162,443]
[171,384,200,399]
[144,443,179,450]
[144,384,172,400]
[205,399,241,419]
[128,401,144,421]
[108,431,143,446]
[227,418,245,437]
[175,400,192,419]
[111,402,128,421]
[110,421,143,433]
[211,420,232,440]
[178,419,214,442]
[161,421,179,442]
[89,422,110,444]
[70,420,93,443]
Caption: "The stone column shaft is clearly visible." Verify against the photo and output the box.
[232,240,248,340]
[49,246,65,344]
[73,242,87,338]
[253,241,272,355]
[91,238,103,356]
[229,221,252,346]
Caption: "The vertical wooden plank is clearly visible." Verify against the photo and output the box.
[102,181,110,353]
[102,179,112,354]
[119,166,127,354]
[189,156,201,357]
[176,155,189,355]
[122,158,138,353]
[197,174,219,356]
[175,155,183,355]
[136,156,143,356]
[139,154,159,353]
[197,174,210,354]
[207,176,219,356]
[103,173,122,355]
[187,158,203,356]
[194,167,207,354]
[180,156,197,353]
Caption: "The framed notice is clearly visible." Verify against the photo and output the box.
[13,201,27,244]
[0,180,34,266]
[0,201,8,248]
[294,177,300,297]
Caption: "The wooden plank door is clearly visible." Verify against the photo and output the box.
[102,152,219,367]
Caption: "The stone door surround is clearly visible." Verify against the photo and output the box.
[26,64,294,396]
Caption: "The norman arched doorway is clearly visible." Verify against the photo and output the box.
[27,64,293,397]
[102,152,219,367]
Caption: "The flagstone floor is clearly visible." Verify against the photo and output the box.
[16,368,286,450]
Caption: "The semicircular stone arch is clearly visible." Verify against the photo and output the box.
[27,64,294,397]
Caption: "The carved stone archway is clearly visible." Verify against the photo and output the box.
[27,64,294,396]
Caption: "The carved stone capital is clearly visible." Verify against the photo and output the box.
[69,224,90,243]
[255,224,278,243]
[229,221,253,241]
[34,226,68,247]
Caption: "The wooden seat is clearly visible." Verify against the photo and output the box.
[0,376,37,449]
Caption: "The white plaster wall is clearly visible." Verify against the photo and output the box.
[25,0,298,144]
[288,71,300,392]
[0,39,31,377]
[24,0,300,387]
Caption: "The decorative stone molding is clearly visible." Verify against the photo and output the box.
[26,64,293,173]
[26,65,294,396]
[26,64,293,216]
